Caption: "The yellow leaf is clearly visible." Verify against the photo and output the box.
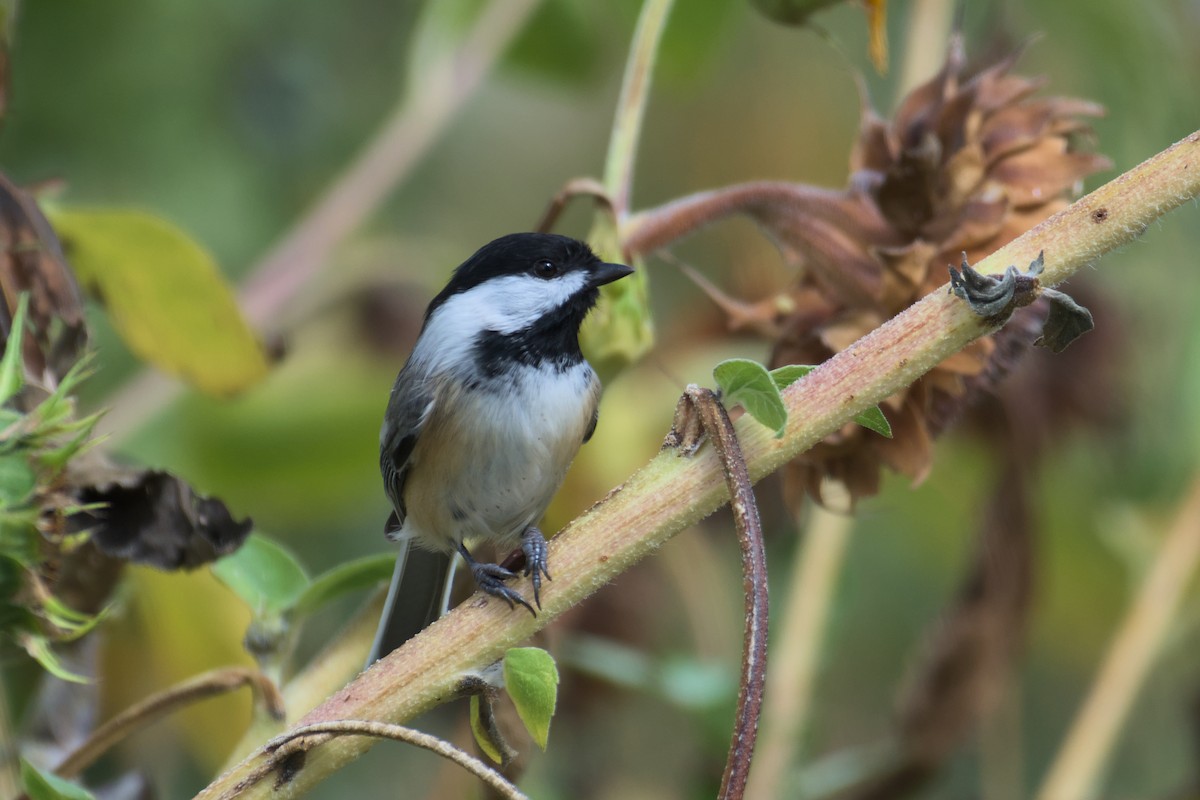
[48,208,269,396]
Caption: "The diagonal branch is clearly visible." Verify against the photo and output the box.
[195,130,1200,800]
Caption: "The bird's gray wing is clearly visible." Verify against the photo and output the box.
[380,370,435,529]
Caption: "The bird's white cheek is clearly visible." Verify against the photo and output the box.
[425,272,589,341]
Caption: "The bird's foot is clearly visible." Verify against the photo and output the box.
[458,542,536,616]
[521,526,552,609]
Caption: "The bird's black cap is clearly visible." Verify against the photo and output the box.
[425,232,632,319]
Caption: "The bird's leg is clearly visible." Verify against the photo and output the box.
[521,526,551,609]
[457,542,536,616]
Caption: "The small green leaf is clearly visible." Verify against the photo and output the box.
[469,695,504,764]
[0,509,39,567]
[293,554,396,617]
[211,533,309,616]
[0,293,29,404]
[503,647,559,750]
[853,406,892,438]
[21,759,97,800]
[47,208,269,396]
[20,633,90,683]
[768,363,815,390]
[714,358,788,437]
[0,453,35,507]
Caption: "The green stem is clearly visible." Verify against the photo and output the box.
[195,129,1200,800]
[604,0,676,217]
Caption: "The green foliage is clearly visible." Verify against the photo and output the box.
[581,224,655,384]
[212,534,394,675]
[211,533,309,617]
[714,358,790,436]
[17,633,90,684]
[20,759,96,800]
[46,207,270,397]
[213,534,396,621]
[0,295,103,682]
[503,646,560,750]
[0,293,28,404]
[714,359,893,439]
[293,553,396,616]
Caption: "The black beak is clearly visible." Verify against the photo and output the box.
[590,262,635,287]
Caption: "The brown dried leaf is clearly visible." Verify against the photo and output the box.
[67,460,252,571]
[991,138,1112,207]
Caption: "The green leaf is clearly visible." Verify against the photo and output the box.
[35,412,104,473]
[503,647,559,750]
[47,208,269,396]
[714,358,788,437]
[0,453,35,507]
[0,509,39,567]
[211,533,309,616]
[768,364,815,390]
[21,759,97,800]
[853,406,892,438]
[293,554,396,617]
[770,364,893,438]
[20,633,91,683]
[469,695,504,764]
[39,593,103,640]
[0,292,29,405]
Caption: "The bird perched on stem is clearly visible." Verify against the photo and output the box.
[369,232,633,662]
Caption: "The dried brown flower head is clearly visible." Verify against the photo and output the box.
[626,40,1111,508]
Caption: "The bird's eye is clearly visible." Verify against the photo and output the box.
[532,259,560,279]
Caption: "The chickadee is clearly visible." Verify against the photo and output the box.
[369,232,634,662]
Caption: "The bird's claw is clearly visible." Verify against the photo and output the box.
[521,526,552,609]
[459,543,537,616]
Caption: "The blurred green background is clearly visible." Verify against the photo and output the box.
[3,0,1200,797]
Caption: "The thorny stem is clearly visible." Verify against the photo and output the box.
[744,506,854,800]
[54,668,284,779]
[258,721,528,800]
[672,386,770,800]
[1036,477,1200,800]
[95,0,544,441]
[604,0,676,217]
[194,130,1200,800]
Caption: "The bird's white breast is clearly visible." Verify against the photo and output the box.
[400,362,600,551]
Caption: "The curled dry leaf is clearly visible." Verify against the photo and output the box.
[65,456,252,571]
[626,37,1111,509]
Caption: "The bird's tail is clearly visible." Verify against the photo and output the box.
[367,540,456,664]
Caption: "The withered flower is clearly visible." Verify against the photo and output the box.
[625,39,1110,508]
